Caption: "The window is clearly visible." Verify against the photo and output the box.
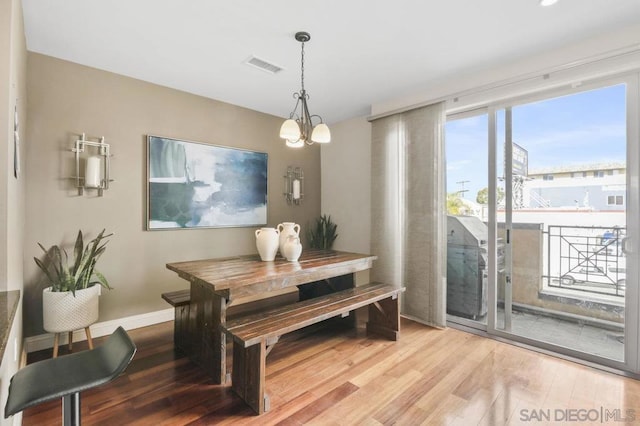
[543,174,554,181]
[607,195,624,205]
[594,170,605,178]
[445,113,488,217]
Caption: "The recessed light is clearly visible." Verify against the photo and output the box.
[540,0,558,6]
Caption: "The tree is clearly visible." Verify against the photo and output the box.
[447,193,464,215]
[476,187,504,205]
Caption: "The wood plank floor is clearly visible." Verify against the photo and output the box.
[23,318,640,425]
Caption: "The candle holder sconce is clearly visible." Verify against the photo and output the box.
[72,133,113,196]
[283,166,304,205]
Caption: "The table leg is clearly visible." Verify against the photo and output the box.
[189,281,228,384]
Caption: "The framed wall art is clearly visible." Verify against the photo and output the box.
[147,135,268,230]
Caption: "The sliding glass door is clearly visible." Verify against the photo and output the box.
[446,73,640,373]
[445,112,489,328]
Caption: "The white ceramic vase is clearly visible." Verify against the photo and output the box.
[42,285,100,333]
[277,222,300,255]
[255,227,280,261]
[282,235,303,262]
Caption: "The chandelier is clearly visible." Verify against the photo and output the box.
[279,32,331,148]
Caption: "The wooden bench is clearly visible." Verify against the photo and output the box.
[161,289,190,353]
[224,282,405,415]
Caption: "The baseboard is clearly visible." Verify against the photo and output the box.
[25,308,174,353]
[401,313,446,330]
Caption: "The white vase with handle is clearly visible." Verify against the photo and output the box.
[277,222,300,255]
[282,235,303,262]
[255,227,279,261]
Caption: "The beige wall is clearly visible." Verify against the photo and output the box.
[24,53,320,337]
[320,116,371,254]
[0,1,7,285]
[5,0,26,296]
[0,0,27,423]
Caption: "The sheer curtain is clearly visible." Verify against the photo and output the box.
[370,102,447,328]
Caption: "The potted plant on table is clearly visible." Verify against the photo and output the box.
[34,229,113,353]
[308,214,338,249]
[302,215,340,299]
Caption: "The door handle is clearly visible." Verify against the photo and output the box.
[621,237,629,254]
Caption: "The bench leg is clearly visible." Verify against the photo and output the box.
[367,295,401,341]
[232,339,267,415]
[174,305,189,353]
[173,306,181,351]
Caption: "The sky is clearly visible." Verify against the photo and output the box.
[445,83,627,201]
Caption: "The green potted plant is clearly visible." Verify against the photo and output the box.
[300,215,340,299]
[35,229,112,337]
[308,214,338,249]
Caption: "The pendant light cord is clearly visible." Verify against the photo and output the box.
[300,41,305,92]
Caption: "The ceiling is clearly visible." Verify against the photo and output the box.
[21,0,640,124]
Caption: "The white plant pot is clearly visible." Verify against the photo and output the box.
[42,285,100,333]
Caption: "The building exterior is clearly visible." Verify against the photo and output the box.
[524,162,626,211]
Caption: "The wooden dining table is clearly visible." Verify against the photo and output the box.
[166,249,377,384]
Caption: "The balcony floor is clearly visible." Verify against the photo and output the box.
[496,308,624,361]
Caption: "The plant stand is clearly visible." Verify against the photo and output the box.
[52,327,94,358]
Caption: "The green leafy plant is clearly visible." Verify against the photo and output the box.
[34,229,113,295]
[308,214,338,249]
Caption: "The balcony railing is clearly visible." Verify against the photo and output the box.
[545,225,625,297]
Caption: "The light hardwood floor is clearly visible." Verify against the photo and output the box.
[23,318,640,425]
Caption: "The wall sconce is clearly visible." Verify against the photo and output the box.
[72,133,112,196]
[283,166,304,205]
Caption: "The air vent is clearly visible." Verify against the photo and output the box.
[244,56,283,74]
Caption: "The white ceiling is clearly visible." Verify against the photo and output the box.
[21,0,640,124]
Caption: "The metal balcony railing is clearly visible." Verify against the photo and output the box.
[545,225,625,297]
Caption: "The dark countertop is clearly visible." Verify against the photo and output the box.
[0,290,20,363]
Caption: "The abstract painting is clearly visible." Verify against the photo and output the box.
[147,135,268,229]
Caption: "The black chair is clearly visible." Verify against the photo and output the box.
[5,326,136,426]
